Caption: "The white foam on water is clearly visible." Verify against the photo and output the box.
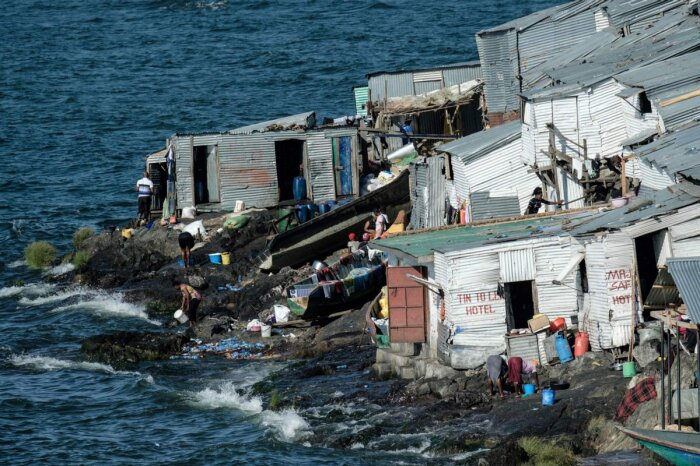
[19,287,90,306]
[189,381,263,413]
[50,290,161,326]
[350,443,365,450]
[0,282,56,298]
[260,409,311,442]
[9,354,117,374]
[9,354,154,381]
[331,391,344,398]
[7,259,26,269]
[44,263,75,276]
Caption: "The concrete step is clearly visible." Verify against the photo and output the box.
[371,362,392,381]
[390,342,421,356]
[399,365,416,380]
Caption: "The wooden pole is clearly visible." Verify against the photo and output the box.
[677,328,682,430]
[668,324,673,423]
[621,157,628,197]
[661,321,665,429]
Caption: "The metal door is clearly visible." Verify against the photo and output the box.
[333,136,353,196]
[387,266,427,343]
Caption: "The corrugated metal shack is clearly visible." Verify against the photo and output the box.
[438,121,541,221]
[373,212,595,368]
[568,184,700,350]
[475,0,686,123]
[518,8,700,205]
[408,154,454,230]
[167,112,362,210]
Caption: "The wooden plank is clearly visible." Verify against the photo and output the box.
[660,89,700,107]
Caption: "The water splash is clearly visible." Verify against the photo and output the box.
[7,259,26,269]
[260,409,311,442]
[9,354,155,382]
[51,291,161,326]
[44,263,75,276]
[0,282,56,298]
[189,381,263,413]
[19,287,93,306]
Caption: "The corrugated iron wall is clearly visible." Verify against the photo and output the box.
[220,133,278,208]
[533,239,580,324]
[452,137,541,219]
[409,155,447,229]
[305,128,358,203]
[368,63,482,102]
[353,86,368,116]
[173,133,223,208]
[499,248,535,282]
[476,30,519,114]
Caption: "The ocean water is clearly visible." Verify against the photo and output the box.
[0,1,569,464]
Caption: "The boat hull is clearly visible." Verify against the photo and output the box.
[618,426,700,466]
[261,170,410,272]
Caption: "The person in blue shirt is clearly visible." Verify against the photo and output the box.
[400,119,413,145]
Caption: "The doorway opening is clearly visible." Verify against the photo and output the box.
[275,139,305,202]
[635,229,673,317]
[504,281,536,331]
[148,162,167,212]
[193,145,219,205]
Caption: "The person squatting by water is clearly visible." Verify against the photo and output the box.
[178,231,195,274]
[524,187,562,215]
[174,280,201,328]
[136,170,153,223]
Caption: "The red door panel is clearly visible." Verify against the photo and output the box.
[387,266,427,343]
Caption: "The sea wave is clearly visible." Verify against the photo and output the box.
[19,288,93,306]
[260,409,311,442]
[7,259,26,269]
[51,291,160,325]
[8,354,154,382]
[44,263,75,276]
[0,282,56,298]
[189,381,263,413]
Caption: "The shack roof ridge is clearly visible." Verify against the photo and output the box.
[366,60,481,79]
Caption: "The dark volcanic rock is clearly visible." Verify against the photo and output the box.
[81,331,189,365]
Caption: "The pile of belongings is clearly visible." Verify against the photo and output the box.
[173,337,266,360]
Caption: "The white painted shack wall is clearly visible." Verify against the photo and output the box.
[521,100,553,168]
[452,137,540,217]
[581,233,636,350]
[625,156,675,194]
[588,80,626,159]
[621,94,659,138]
[435,237,579,360]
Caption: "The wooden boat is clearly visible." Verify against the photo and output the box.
[365,290,390,348]
[618,426,700,466]
[259,169,410,272]
[286,251,386,319]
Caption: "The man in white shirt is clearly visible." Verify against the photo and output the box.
[136,171,154,223]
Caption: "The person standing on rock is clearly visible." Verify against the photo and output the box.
[136,170,154,224]
[174,280,202,328]
[178,231,195,274]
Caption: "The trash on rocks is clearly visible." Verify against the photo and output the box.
[246,319,262,332]
[273,304,291,323]
[173,336,266,360]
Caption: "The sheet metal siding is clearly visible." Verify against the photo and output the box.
[626,157,675,192]
[621,204,700,239]
[427,156,447,228]
[477,30,519,113]
[440,249,507,349]
[518,10,597,86]
[455,138,540,218]
[584,240,611,351]
[220,134,278,208]
[670,218,700,242]
[173,136,194,207]
[414,81,442,96]
[534,241,580,324]
[667,258,700,324]
[672,238,700,259]
[589,80,627,159]
[353,86,368,116]
[306,132,336,203]
[368,64,482,101]
[442,65,482,85]
[506,335,540,363]
[552,97,582,160]
[499,248,535,282]
[368,72,413,102]
[594,8,610,31]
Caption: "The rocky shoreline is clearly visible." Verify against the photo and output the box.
[53,212,669,464]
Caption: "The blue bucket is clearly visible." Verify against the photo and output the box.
[318,202,330,215]
[296,204,309,223]
[208,253,222,264]
[308,203,318,219]
[542,389,555,406]
[293,176,306,201]
[523,383,536,396]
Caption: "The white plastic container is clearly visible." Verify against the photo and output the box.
[260,324,272,338]
[181,206,197,219]
[273,304,291,323]
[234,200,245,213]
[173,309,188,324]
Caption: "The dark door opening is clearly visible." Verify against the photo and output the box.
[635,229,672,318]
[193,145,219,205]
[148,162,167,211]
[504,281,536,331]
[275,139,305,202]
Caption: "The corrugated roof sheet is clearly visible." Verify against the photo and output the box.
[478,0,602,34]
[371,211,593,261]
[437,120,521,164]
[367,61,481,79]
[521,10,700,101]
[635,122,700,182]
[667,257,700,324]
[229,111,316,135]
[567,184,700,236]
